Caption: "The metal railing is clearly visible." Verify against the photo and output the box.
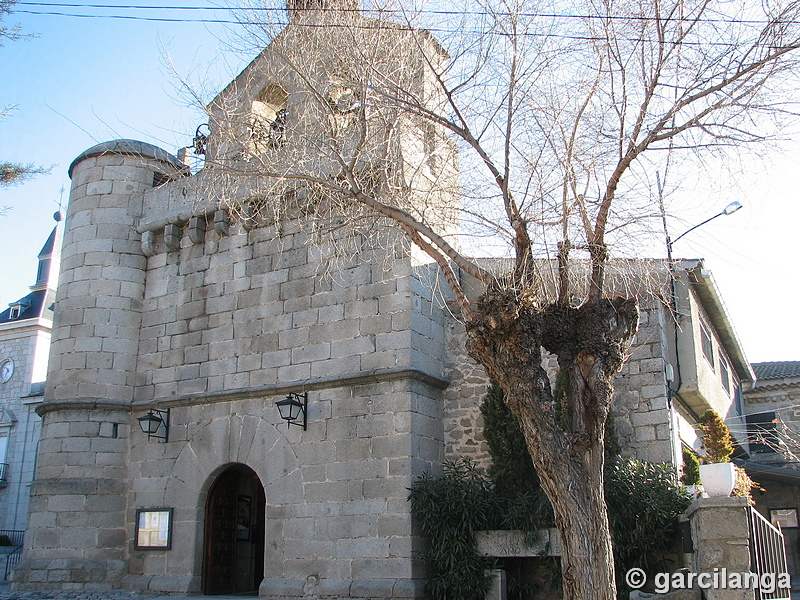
[0,530,23,548]
[0,463,8,483]
[3,545,22,581]
[749,507,791,600]
[0,530,24,581]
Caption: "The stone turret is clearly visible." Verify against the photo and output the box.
[12,140,187,591]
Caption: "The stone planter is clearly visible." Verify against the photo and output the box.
[699,462,736,497]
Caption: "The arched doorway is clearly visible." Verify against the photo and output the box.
[202,464,266,595]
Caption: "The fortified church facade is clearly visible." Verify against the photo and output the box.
[13,2,457,597]
[10,0,754,598]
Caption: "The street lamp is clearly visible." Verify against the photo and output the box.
[137,408,170,442]
[668,201,743,254]
[663,200,743,399]
[276,392,308,430]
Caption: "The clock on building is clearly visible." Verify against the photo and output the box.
[0,359,13,383]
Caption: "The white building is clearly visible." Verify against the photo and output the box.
[0,218,60,538]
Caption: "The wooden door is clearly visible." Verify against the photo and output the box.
[203,469,238,595]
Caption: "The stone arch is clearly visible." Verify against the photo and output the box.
[160,412,305,593]
[250,83,289,149]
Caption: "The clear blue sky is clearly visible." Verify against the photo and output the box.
[1,1,798,366]
[0,2,249,304]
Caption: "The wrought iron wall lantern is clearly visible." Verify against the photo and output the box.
[276,392,307,431]
[137,408,170,442]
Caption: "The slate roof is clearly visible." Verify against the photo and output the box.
[0,225,58,325]
[0,289,56,325]
[38,226,58,258]
[752,361,800,381]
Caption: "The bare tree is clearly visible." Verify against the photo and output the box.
[0,0,20,42]
[1,0,47,190]
[193,0,800,597]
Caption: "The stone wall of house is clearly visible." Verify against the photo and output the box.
[442,297,676,468]
[13,148,175,591]
[123,208,447,595]
[442,318,491,465]
[610,300,675,464]
[125,376,442,597]
[132,217,446,401]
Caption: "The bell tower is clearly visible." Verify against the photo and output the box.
[286,0,358,22]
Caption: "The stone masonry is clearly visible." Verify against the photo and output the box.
[10,138,449,597]
[442,296,677,468]
[12,7,456,594]
[9,3,751,596]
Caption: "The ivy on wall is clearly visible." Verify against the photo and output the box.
[480,381,542,498]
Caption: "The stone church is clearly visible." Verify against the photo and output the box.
[13,3,458,597]
[8,1,755,598]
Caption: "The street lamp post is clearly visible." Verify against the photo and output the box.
[667,201,743,259]
[664,200,744,399]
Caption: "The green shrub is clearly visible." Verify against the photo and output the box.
[606,457,691,596]
[408,459,497,600]
[408,457,552,600]
[699,409,734,463]
[410,383,690,600]
[681,447,701,486]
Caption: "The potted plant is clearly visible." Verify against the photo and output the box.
[681,447,701,497]
[698,409,736,497]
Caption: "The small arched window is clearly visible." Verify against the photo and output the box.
[250,84,289,150]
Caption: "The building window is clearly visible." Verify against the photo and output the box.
[250,83,289,151]
[746,411,778,454]
[0,433,8,483]
[36,258,50,284]
[734,384,744,416]
[720,355,731,395]
[700,320,714,370]
[8,306,20,320]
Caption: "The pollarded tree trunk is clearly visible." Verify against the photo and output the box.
[466,288,639,600]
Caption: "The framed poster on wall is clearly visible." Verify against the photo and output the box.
[135,508,173,550]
